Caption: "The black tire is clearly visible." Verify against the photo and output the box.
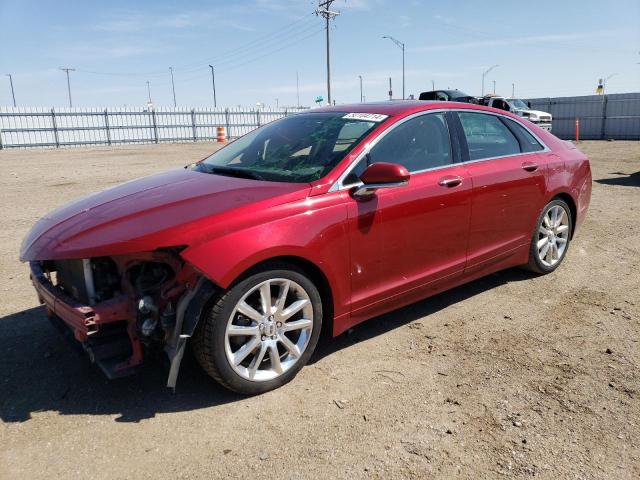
[192,263,322,394]
[525,199,573,274]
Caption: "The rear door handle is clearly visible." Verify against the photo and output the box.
[521,161,539,172]
[438,175,463,187]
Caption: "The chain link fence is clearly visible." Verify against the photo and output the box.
[0,106,309,149]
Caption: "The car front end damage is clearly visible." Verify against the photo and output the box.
[29,249,215,388]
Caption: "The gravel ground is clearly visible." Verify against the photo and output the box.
[0,141,638,479]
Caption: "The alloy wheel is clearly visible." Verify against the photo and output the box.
[224,278,314,381]
[537,205,570,267]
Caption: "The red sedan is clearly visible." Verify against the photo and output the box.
[20,101,592,394]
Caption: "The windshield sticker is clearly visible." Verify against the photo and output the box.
[342,113,388,122]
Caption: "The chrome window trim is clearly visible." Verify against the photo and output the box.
[329,108,550,192]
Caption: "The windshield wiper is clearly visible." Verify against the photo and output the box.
[207,166,265,181]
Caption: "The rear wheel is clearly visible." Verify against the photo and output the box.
[192,265,322,394]
[525,199,572,274]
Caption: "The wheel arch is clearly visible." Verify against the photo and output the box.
[228,255,335,338]
[549,192,577,239]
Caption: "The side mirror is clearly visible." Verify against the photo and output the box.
[352,162,410,199]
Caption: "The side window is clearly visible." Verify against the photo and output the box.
[502,118,544,153]
[458,112,520,160]
[369,113,452,172]
[343,113,452,185]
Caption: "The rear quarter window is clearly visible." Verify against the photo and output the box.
[502,118,545,153]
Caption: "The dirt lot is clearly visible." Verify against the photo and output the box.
[0,141,638,479]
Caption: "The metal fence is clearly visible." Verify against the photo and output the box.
[525,93,640,140]
[0,106,308,149]
[3,94,639,148]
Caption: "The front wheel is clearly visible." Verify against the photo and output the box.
[192,265,322,394]
[525,199,573,274]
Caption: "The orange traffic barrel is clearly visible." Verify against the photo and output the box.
[216,126,226,142]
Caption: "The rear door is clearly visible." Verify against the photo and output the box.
[453,111,548,271]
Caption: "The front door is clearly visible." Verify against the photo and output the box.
[342,112,472,323]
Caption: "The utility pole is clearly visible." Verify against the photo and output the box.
[481,64,498,96]
[388,77,393,100]
[316,1,340,105]
[431,79,435,91]
[296,71,300,107]
[169,66,177,107]
[59,67,75,107]
[5,74,16,107]
[382,35,405,99]
[512,83,515,98]
[146,81,152,103]
[208,65,217,108]
[358,75,363,103]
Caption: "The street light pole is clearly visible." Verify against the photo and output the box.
[431,79,435,91]
[481,64,498,96]
[146,81,152,103]
[296,71,300,107]
[358,75,363,103]
[169,67,177,107]
[382,35,405,99]
[603,73,618,94]
[59,68,75,107]
[208,65,217,108]
[493,80,496,94]
[5,74,16,107]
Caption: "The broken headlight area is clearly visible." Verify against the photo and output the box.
[32,248,207,382]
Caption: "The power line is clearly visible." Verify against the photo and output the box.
[144,27,324,93]
[75,13,318,79]
[175,13,316,72]
[170,26,324,84]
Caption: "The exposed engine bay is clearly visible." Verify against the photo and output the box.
[31,249,215,388]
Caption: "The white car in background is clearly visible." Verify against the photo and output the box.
[482,95,553,131]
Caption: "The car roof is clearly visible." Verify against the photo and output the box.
[311,100,498,117]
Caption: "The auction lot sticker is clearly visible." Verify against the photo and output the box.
[342,113,388,122]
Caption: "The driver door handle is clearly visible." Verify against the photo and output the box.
[521,161,539,172]
[438,175,463,188]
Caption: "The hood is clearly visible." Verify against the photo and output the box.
[21,167,310,261]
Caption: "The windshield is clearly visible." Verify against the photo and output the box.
[195,112,382,183]
[508,99,529,110]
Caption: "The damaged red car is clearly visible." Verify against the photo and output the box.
[21,102,592,394]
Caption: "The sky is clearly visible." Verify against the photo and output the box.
[0,0,639,108]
